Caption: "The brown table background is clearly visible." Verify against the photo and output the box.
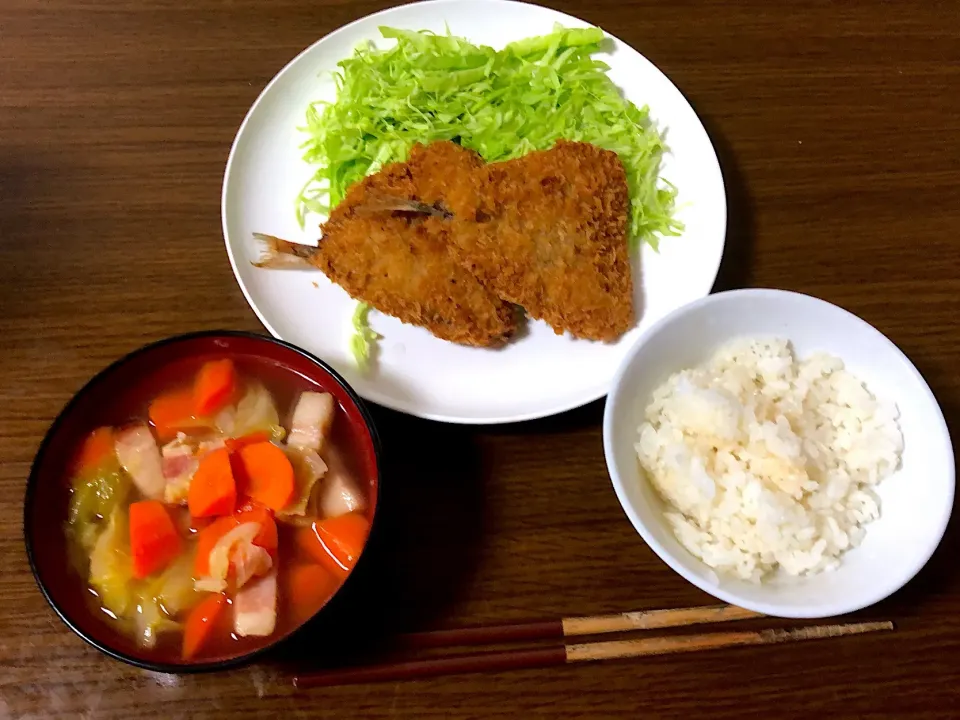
[2,0,959,717]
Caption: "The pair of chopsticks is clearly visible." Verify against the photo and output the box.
[292,605,894,688]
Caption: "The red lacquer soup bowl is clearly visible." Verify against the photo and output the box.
[24,331,381,672]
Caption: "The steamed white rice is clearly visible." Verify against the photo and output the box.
[635,338,903,583]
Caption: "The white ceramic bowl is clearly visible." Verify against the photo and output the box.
[603,288,955,618]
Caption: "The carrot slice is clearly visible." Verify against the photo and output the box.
[237,442,295,511]
[182,593,227,660]
[295,513,370,576]
[72,426,114,474]
[188,448,237,518]
[236,502,278,554]
[194,359,237,417]
[193,505,278,576]
[149,389,199,441]
[317,513,370,566]
[193,516,238,576]
[224,431,270,454]
[284,563,339,624]
[129,500,182,578]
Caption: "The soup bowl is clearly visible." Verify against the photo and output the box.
[24,331,381,672]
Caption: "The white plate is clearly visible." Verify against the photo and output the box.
[222,0,726,424]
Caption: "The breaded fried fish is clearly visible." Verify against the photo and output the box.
[255,139,633,347]
[408,140,634,342]
[255,152,518,348]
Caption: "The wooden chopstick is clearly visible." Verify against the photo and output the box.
[293,621,894,689]
[396,604,762,650]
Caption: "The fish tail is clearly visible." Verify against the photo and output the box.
[251,233,319,269]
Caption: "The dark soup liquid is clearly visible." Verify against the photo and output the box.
[59,352,376,664]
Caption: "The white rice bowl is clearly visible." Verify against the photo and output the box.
[603,289,954,618]
[634,338,903,583]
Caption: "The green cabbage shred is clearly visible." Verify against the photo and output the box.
[349,302,380,369]
[297,24,682,367]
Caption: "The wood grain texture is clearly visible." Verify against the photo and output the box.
[1,0,959,717]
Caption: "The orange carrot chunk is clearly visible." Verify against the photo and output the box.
[129,500,182,578]
[194,359,237,417]
[295,512,370,576]
[182,592,227,660]
[149,389,199,441]
[193,505,278,576]
[224,431,270,454]
[284,563,340,624]
[193,516,238,576]
[237,442,295,511]
[72,426,115,474]
[188,448,237,518]
[235,502,279,554]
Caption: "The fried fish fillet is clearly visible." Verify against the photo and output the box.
[255,139,632,346]
[257,150,518,348]
[408,140,634,342]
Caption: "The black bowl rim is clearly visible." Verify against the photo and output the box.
[23,329,383,674]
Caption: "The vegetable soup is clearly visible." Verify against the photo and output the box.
[60,354,375,663]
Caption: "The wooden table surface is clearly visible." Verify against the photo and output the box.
[2,0,959,717]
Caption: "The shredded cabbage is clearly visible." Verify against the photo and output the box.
[349,302,380,368]
[148,552,203,617]
[67,464,131,573]
[88,507,134,616]
[215,382,285,441]
[296,24,682,363]
[297,24,680,247]
[278,447,328,519]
